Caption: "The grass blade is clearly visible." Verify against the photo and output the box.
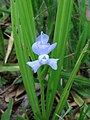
[10,0,41,119]
[72,91,90,118]
[60,71,90,86]
[0,27,5,61]
[46,0,74,118]
[52,41,89,120]
[1,98,13,120]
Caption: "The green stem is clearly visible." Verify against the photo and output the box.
[38,71,47,120]
[41,79,46,119]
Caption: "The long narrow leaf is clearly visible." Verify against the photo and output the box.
[1,98,12,120]
[52,41,89,120]
[46,0,74,118]
[10,0,41,119]
[0,27,5,60]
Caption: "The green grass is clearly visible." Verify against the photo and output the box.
[0,0,90,119]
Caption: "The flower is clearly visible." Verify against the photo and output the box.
[32,31,57,55]
[26,31,59,73]
[27,54,59,73]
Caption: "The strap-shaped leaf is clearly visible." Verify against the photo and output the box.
[46,0,74,119]
[11,0,41,119]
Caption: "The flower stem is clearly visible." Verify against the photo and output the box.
[38,70,47,120]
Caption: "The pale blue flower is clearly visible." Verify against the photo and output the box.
[26,31,59,73]
[32,31,57,55]
[27,54,59,73]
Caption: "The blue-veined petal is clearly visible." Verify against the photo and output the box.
[26,60,41,73]
[48,58,59,70]
[32,42,57,55]
[32,42,50,55]
[27,56,59,73]
[36,31,49,44]
[46,43,57,54]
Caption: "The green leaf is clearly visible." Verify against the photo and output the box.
[0,8,10,14]
[1,98,13,120]
[72,91,90,118]
[75,23,88,61]
[79,105,90,120]
[46,0,74,119]
[16,115,28,120]
[45,0,57,36]
[52,41,89,120]
[0,64,19,72]
[0,27,5,60]
[0,76,7,87]
[10,0,41,119]
[74,86,90,98]
[60,71,90,86]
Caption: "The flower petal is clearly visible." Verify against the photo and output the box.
[32,42,57,55]
[36,31,49,44]
[48,58,59,70]
[38,54,49,64]
[32,42,50,55]
[46,43,57,54]
[26,60,41,73]
[32,42,40,55]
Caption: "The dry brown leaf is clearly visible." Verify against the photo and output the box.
[5,85,24,103]
[15,84,25,98]
[84,98,90,103]
[86,8,90,21]
[5,90,16,102]
[4,32,14,63]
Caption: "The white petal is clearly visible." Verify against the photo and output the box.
[26,60,41,73]
[38,54,49,64]
[36,31,49,44]
[48,58,59,70]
